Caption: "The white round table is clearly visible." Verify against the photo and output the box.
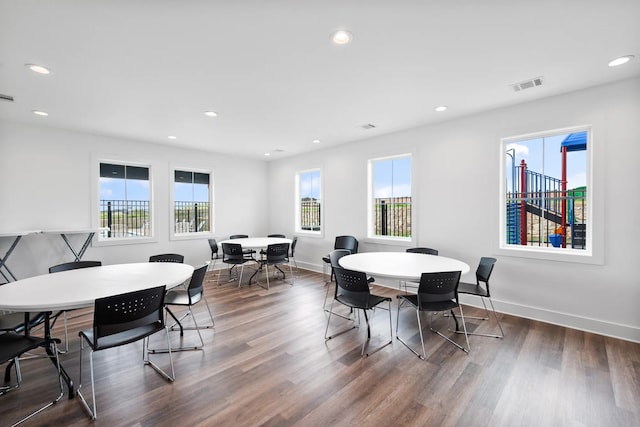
[0,262,194,312]
[338,252,470,282]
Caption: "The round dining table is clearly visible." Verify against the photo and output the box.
[338,252,470,282]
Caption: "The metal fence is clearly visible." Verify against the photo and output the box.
[300,199,321,231]
[374,197,411,237]
[100,200,150,238]
[174,201,210,233]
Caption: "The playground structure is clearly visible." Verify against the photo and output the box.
[506,132,587,249]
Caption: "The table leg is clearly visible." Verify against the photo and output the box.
[0,236,22,282]
[60,232,95,262]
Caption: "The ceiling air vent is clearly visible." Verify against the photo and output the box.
[0,93,15,102]
[360,123,376,130]
[510,77,544,92]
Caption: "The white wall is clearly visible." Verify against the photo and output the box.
[267,77,640,342]
[0,121,268,276]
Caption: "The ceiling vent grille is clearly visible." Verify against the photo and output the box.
[0,93,15,102]
[510,77,544,92]
[360,123,376,130]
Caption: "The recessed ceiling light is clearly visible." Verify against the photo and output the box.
[32,110,48,116]
[264,152,271,156]
[312,139,321,144]
[204,111,218,117]
[435,106,448,112]
[26,64,51,74]
[168,135,177,140]
[331,30,353,45]
[608,55,635,67]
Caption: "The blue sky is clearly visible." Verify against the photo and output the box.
[300,170,321,200]
[373,156,411,198]
[506,132,587,191]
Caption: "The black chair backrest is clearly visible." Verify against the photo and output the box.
[229,234,248,239]
[406,247,438,256]
[334,235,358,254]
[267,234,286,238]
[49,260,102,273]
[417,271,461,308]
[265,243,290,262]
[333,266,371,299]
[476,257,497,285]
[329,249,351,269]
[187,265,208,303]
[290,236,298,256]
[92,285,166,348]
[222,242,244,261]
[149,253,184,263]
[208,239,219,258]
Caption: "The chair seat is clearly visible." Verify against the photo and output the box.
[322,255,330,264]
[0,333,47,362]
[336,293,391,310]
[165,289,203,306]
[457,281,489,297]
[398,294,459,312]
[80,322,164,351]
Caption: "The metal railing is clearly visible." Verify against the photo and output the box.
[374,197,411,237]
[100,200,150,238]
[174,201,210,233]
[300,199,321,231]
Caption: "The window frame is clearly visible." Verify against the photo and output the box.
[497,124,602,264]
[295,168,323,236]
[92,157,156,246]
[170,165,214,240]
[367,153,414,243]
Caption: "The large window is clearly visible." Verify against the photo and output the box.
[173,169,212,235]
[295,169,321,233]
[368,154,412,240]
[99,162,151,240]
[501,127,590,253]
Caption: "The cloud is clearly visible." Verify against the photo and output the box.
[374,183,411,198]
[506,143,529,157]
[568,172,586,189]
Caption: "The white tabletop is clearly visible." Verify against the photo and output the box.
[218,237,291,249]
[339,252,470,281]
[0,262,194,312]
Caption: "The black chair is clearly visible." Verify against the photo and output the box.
[48,260,102,352]
[396,271,469,358]
[325,267,392,357]
[77,285,174,420]
[0,331,64,426]
[149,253,184,263]
[208,238,220,268]
[257,243,292,290]
[151,265,214,353]
[406,247,439,255]
[220,243,252,286]
[323,250,354,318]
[229,235,256,260]
[288,236,298,268]
[267,234,286,238]
[0,312,48,334]
[322,235,359,281]
[455,257,504,339]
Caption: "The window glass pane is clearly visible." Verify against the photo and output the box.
[297,170,321,232]
[371,155,412,238]
[174,169,211,234]
[504,130,588,250]
[99,162,151,239]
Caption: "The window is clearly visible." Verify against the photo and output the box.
[173,169,212,235]
[368,154,412,240]
[99,162,151,240]
[501,127,590,254]
[295,169,321,233]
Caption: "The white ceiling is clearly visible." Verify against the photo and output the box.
[1,1,638,160]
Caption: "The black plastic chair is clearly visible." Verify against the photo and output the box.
[406,247,439,255]
[48,260,102,352]
[149,253,184,263]
[323,250,353,318]
[0,331,64,426]
[0,312,48,334]
[322,235,359,281]
[77,285,174,420]
[396,271,469,358]
[288,236,298,268]
[208,238,220,267]
[229,235,256,260]
[257,243,292,290]
[151,265,214,353]
[455,257,504,339]
[325,267,392,357]
[267,234,286,238]
[220,243,252,286]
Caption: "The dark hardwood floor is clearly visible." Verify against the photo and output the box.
[2,267,639,426]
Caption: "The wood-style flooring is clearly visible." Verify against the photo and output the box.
[1,267,639,427]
